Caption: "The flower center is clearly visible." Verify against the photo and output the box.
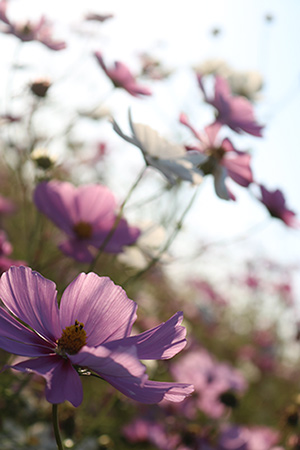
[56,320,87,355]
[73,221,93,239]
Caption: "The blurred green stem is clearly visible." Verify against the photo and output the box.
[52,404,64,450]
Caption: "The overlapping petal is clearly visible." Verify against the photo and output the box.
[11,355,83,407]
[0,266,60,342]
[59,272,137,346]
[104,312,187,360]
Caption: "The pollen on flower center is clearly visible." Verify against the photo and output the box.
[56,320,87,355]
[73,221,93,239]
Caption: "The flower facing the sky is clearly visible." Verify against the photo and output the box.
[94,51,152,97]
[0,266,194,407]
[197,75,264,137]
[180,113,253,200]
[258,184,300,228]
[0,0,66,50]
[33,181,140,263]
[112,111,205,185]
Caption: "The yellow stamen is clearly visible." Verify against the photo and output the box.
[56,320,87,355]
[73,221,93,239]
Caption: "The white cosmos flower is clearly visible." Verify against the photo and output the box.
[112,112,206,185]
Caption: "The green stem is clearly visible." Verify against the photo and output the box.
[52,404,64,450]
[88,166,146,272]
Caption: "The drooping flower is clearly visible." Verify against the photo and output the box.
[94,51,152,97]
[258,185,299,228]
[33,181,140,263]
[180,113,253,199]
[197,75,264,137]
[112,111,205,185]
[0,1,66,50]
[0,266,194,407]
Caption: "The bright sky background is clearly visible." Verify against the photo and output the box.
[1,0,300,300]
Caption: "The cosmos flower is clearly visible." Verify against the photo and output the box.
[0,1,66,50]
[33,181,140,263]
[171,349,247,419]
[94,51,152,97]
[112,111,205,185]
[180,113,253,200]
[258,185,299,228]
[0,266,193,407]
[197,75,264,137]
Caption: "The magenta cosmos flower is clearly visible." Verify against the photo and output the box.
[180,113,253,200]
[94,51,152,97]
[197,75,264,137]
[259,184,299,228]
[34,181,140,263]
[0,266,193,407]
[0,0,66,50]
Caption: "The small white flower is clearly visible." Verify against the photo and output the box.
[112,111,206,185]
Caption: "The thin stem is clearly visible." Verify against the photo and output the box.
[52,404,64,450]
[123,185,200,286]
[88,166,146,272]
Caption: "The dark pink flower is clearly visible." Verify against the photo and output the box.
[0,1,66,50]
[0,266,193,406]
[180,113,253,199]
[197,75,264,137]
[94,51,152,97]
[33,181,140,263]
[259,185,299,228]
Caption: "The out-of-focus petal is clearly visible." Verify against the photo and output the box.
[0,266,61,342]
[59,273,137,346]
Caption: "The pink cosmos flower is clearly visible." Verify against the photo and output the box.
[197,75,264,137]
[94,51,152,97]
[171,349,247,419]
[0,266,193,407]
[180,113,253,200]
[258,184,299,228]
[0,1,66,50]
[218,425,279,450]
[33,181,140,263]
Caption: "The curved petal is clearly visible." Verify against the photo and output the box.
[70,345,147,402]
[59,239,94,263]
[34,181,77,234]
[137,380,194,403]
[59,273,137,346]
[104,312,187,360]
[0,307,55,356]
[74,184,116,226]
[0,266,61,342]
[9,355,83,407]
[92,218,140,253]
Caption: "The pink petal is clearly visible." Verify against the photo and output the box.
[59,273,137,346]
[10,355,83,407]
[105,312,187,360]
[0,266,61,342]
[0,307,55,356]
